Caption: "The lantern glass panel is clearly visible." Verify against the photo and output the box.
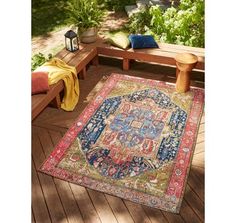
[65,38,72,51]
[72,37,78,51]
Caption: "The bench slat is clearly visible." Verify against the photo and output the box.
[158,42,205,55]
[55,48,71,60]
[69,47,97,73]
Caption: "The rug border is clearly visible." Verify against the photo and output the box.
[175,105,204,212]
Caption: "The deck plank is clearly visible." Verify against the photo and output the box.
[32,160,51,223]
[36,126,59,156]
[33,107,79,129]
[70,184,101,223]
[49,130,85,223]
[53,179,85,223]
[190,166,204,186]
[194,142,205,155]
[87,189,118,223]
[184,185,204,222]
[42,127,100,223]
[33,120,68,134]
[161,211,185,223]
[192,152,205,168]
[104,195,134,223]
[196,132,204,144]
[198,123,205,134]
[188,170,204,202]
[180,199,203,223]
[32,127,68,223]
[123,201,152,223]
[142,206,168,223]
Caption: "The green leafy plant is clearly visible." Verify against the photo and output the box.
[31,52,52,71]
[66,0,104,33]
[127,0,205,48]
[151,0,204,47]
[126,7,152,34]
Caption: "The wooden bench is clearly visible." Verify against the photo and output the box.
[32,38,205,121]
[32,44,98,121]
[96,40,204,71]
[32,80,64,120]
[60,38,204,78]
[55,43,98,79]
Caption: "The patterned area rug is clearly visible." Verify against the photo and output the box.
[40,73,204,213]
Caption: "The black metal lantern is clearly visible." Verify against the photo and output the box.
[64,30,79,52]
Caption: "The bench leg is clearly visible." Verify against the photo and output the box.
[92,55,99,66]
[79,67,86,79]
[50,94,61,108]
[123,58,130,70]
[176,67,180,79]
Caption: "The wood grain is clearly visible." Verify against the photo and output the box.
[123,201,152,223]
[32,80,64,120]
[70,184,101,223]
[49,130,84,223]
[105,195,134,223]
[32,160,51,223]
[32,127,68,223]
[87,189,118,223]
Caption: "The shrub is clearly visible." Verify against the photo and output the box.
[127,7,152,34]
[151,0,204,47]
[31,53,52,71]
[127,0,205,48]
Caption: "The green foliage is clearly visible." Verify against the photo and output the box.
[31,53,52,71]
[66,0,104,33]
[126,7,152,34]
[32,0,69,36]
[98,0,136,11]
[127,0,205,48]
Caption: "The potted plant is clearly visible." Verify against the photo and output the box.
[67,0,104,43]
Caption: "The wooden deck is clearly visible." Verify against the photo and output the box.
[32,59,204,223]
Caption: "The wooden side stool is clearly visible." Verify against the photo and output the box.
[175,53,198,93]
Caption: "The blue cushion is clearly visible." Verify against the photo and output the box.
[128,35,159,49]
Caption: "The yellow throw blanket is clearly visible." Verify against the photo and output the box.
[35,58,79,111]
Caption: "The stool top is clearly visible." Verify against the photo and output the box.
[175,53,198,64]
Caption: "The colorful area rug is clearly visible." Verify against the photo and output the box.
[40,73,204,213]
